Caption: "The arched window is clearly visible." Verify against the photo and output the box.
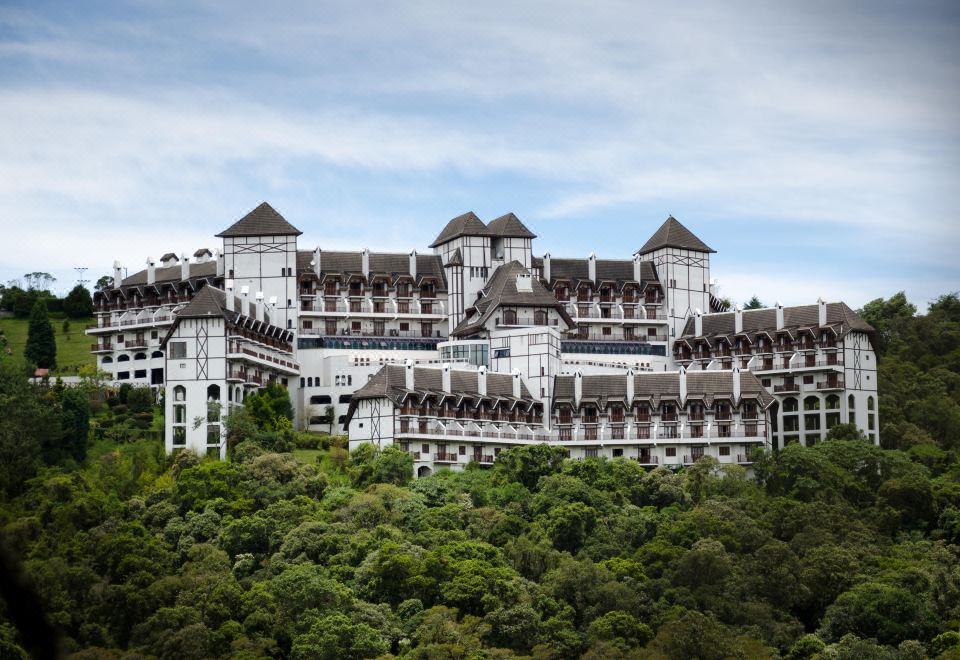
[235,386,242,403]
[151,351,163,359]
[502,310,517,325]
[848,394,855,409]
[102,356,113,364]
[804,396,820,411]
[534,310,547,326]
[335,375,340,386]
[207,385,221,422]
[825,395,840,410]
[310,395,332,405]
[300,377,305,387]
[347,375,352,386]
[867,396,875,411]
[172,385,187,431]
[117,354,130,362]
[782,397,799,413]
[134,352,146,360]
[308,377,314,387]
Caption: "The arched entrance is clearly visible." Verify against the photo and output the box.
[417,465,433,478]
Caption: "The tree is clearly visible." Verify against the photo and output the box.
[63,285,93,318]
[60,388,90,463]
[24,299,56,369]
[244,383,294,431]
[23,272,55,291]
[744,295,765,309]
[94,275,114,292]
[324,404,336,434]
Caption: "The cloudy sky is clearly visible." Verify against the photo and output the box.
[1,0,958,308]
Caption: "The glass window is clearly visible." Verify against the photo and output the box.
[169,342,187,359]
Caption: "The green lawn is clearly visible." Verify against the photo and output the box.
[293,448,325,465]
[0,315,96,374]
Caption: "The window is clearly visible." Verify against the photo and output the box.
[117,371,130,380]
[102,356,113,364]
[134,369,146,378]
[117,354,130,362]
[339,394,352,404]
[151,330,158,339]
[151,350,163,359]
[207,385,221,422]
[169,342,186,359]
[803,375,814,384]
[665,447,676,457]
[804,396,820,411]
[612,448,623,457]
[867,396,875,411]
[783,397,799,413]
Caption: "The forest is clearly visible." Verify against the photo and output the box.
[0,291,958,659]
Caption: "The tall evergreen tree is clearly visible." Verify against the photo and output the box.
[24,299,56,369]
[60,388,90,463]
[744,295,765,309]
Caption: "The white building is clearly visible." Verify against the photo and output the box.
[87,202,879,470]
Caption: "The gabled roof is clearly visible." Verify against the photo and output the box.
[175,285,236,320]
[534,257,658,287]
[345,364,539,424]
[553,370,774,409]
[216,202,302,238]
[429,211,488,248]
[486,212,536,240]
[636,216,714,255]
[295,250,448,290]
[678,302,874,341]
[445,248,463,267]
[120,259,218,287]
[452,261,575,337]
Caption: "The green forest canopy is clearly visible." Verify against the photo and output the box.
[0,291,957,659]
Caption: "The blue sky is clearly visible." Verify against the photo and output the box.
[1,0,958,309]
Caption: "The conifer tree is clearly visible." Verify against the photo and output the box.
[24,299,56,369]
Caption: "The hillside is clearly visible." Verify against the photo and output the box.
[0,292,957,659]
[0,315,95,374]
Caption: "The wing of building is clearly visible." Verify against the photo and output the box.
[87,203,878,468]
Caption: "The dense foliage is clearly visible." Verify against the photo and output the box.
[0,292,957,659]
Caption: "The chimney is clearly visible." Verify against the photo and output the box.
[733,366,741,403]
[775,301,784,330]
[516,273,533,292]
[146,257,156,285]
[633,255,642,283]
[313,247,322,277]
[543,252,552,282]
[734,304,743,334]
[256,301,266,323]
[694,308,703,336]
[409,250,417,280]
[361,248,370,279]
[818,297,827,326]
[574,370,583,407]
[405,359,415,390]
[587,252,596,283]
[512,368,522,399]
[626,368,635,403]
[442,363,451,393]
[180,254,189,281]
[113,261,123,289]
[477,366,487,397]
[225,280,235,313]
[215,249,225,277]
[679,366,687,404]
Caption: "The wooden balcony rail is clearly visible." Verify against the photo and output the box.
[688,412,704,421]
[636,455,659,464]
[816,378,845,390]
[661,413,678,422]
[434,453,458,462]
[91,343,112,351]
[774,382,799,392]
[124,340,148,349]
[474,455,495,464]
[610,425,625,439]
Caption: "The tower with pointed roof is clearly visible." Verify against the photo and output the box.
[217,202,302,333]
[636,216,715,340]
[431,211,492,333]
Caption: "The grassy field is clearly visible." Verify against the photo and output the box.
[0,315,96,374]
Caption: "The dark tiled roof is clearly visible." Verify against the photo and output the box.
[175,285,237,320]
[486,213,536,239]
[636,216,715,255]
[452,261,575,336]
[216,202,302,238]
[296,251,448,290]
[346,364,539,422]
[429,211,488,248]
[537,257,658,287]
[160,253,179,262]
[553,370,773,408]
[121,259,218,287]
[678,302,874,340]
[194,248,213,258]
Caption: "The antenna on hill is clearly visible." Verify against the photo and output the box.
[74,266,89,287]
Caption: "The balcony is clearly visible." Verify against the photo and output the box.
[434,453,458,463]
[816,378,845,390]
[635,454,659,465]
[774,382,799,393]
[91,343,113,353]
[122,340,148,349]
[473,454,496,464]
